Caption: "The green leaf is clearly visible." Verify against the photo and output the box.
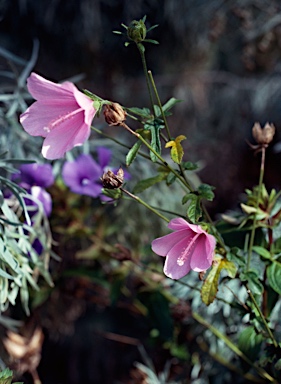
[198,183,215,201]
[186,194,202,223]
[165,135,186,164]
[238,326,263,361]
[252,246,271,260]
[240,270,264,295]
[126,140,142,166]
[144,119,164,162]
[126,106,151,118]
[267,260,281,295]
[201,257,237,305]
[132,173,166,194]
[182,161,198,171]
[162,97,182,113]
[166,172,177,186]
[143,39,159,44]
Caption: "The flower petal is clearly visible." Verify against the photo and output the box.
[19,163,54,188]
[20,102,77,137]
[151,230,190,257]
[168,217,205,235]
[27,73,77,103]
[97,147,112,170]
[190,234,216,272]
[41,117,90,160]
[164,237,192,279]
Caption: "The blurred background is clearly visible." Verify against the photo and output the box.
[1,1,281,383]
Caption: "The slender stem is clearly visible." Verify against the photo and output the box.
[193,311,277,383]
[148,70,172,140]
[120,188,169,223]
[247,147,266,270]
[136,43,155,116]
[246,285,278,348]
[120,122,191,191]
[91,125,162,165]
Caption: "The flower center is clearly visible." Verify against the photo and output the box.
[81,178,90,186]
[47,107,84,131]
[177,233,200,266]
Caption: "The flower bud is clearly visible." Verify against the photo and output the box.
[127,19,147,43]
[252,122,275,145]
[101,168,124,189]
[103,103,126,126]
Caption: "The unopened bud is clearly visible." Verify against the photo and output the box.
[127,19,147,43]
[103,103,126,126]
[252,122,275,146]
[101,168,124,189]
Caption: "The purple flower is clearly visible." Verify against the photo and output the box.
[18,163,54,188]
[151,218,216,280]
[62,148,130,199]
[62,154,103,198]
[15,163,54,217]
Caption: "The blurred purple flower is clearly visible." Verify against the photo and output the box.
[151,218,216,279]
[62,147,129,199]
[15,163,54,217]
[62,154,103,198]
[18,163,54,188]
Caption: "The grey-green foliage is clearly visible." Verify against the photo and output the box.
[0,162,53,315]
[0,46,53,315]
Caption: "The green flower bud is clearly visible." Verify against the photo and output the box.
[127,19,147,43]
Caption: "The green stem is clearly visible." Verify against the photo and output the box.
[246,285,278,348]
[247,147,266,270]
[120,188,169,223]
[148,70,172,140]
[91,125,162,165]
[193,311,277,383]
[136,43,155,116]
[121,122,190,191]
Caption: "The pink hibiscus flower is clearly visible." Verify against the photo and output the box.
[20,73,96,160]
[151,218,216,279]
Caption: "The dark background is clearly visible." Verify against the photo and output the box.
[2,0,281,215]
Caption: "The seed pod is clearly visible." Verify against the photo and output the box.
[252,122,275,145]
[101,168,124,189]
[103,103,126,126]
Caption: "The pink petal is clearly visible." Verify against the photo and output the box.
[168,217,191,230]
[20,102,78,137]
[151,230,190,257]
[42,116,90,159]
[190,234,216,272]
[73,87,96,126]
[27,73,77,102]
[164,237,192,279]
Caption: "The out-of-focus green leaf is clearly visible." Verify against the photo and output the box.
[267,260,281,295]
[132,173,166,194]
[252,246,271,260]
[201,257,237,305]
[238,326,263,361]
[126,140,142,166]
[198,183,215,201]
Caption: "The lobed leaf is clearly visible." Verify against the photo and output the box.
[165,135,186,164]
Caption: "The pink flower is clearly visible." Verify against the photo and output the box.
[20,73,96,160]
[151,218,216,279]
